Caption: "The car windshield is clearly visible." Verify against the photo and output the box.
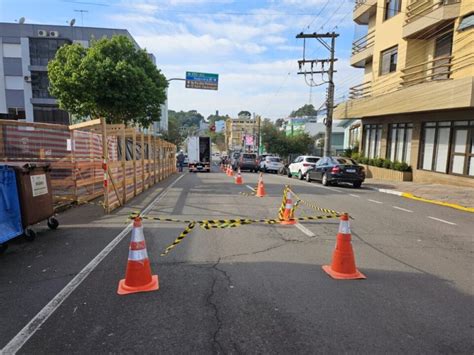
[268,157,281,162]
[305,157,319,163]
[243,154,256,159]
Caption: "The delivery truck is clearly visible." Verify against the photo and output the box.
[187,136,211,172]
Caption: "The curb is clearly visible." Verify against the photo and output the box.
[368,186,474,213]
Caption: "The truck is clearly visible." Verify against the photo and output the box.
[187,136,211,172]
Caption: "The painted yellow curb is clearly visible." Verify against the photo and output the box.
[401,193,474,213]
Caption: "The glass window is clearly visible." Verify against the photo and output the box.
[306,157,319,163]
[31,71,53,98]
[458,13,474,32]
[435,128,450,172]
[384,0,401,20]
[363,124,383,159]
[380,46,398,75]
[422,127,436,170]
[29,38,71,66]
[387,123,413,163]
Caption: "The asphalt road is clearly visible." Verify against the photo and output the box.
[1,168,473,354]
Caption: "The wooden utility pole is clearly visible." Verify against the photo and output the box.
[296,32,338,157]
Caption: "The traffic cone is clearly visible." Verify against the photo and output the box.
[280,190,296,225]
[322,213,366,280]
[256,172,266,197]
[235,168,243,185]
[118,217,159,295]
[229,166,234,177]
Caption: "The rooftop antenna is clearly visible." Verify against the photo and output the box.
[18,17,26,24]
[69,18,76,26]
[74,9,88,26]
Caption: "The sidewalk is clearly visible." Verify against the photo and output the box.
[364,179,474,209]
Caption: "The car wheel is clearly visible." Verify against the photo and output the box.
[322,173,329,186]
[263,166,267,173]
[353,181,362,188]
[287,170,292,178]
[298,170,303,180]
[306,173,311,183]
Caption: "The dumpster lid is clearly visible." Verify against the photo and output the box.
[1,162,51,172]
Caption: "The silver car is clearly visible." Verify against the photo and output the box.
[260,156,284,173]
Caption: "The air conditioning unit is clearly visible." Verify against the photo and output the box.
[49,31,59,38]
[38,30,47,37]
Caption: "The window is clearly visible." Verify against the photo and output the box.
[458,13,474,32]
[305,157,319,163]
[2,43,22,58]
[31,71,54,98]
[29,38,70,66]
[33,106,69,124]
[363,124,382,158]
[380,46,398,75]
[420,120,474,177]
[384,0,401,20]
[387,123,413,163]
[349,125,360,149]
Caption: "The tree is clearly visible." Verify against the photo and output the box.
[275,118,285,128]
[161,115,183,148]
[238,111,251,119]
[48,35,168,127]
[168,110,203,128]
[290,104,317,117]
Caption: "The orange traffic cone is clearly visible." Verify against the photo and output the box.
[235,168,243,184]
[256,172,266,197]
[118,217,159,295]
[229,166,234,177]
[280,190,296,225]
[322,213,366,280]
[227,165,232,176]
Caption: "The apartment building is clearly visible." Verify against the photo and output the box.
[225,117,260,152]
[334,0,473,186]
[0,22,153,125]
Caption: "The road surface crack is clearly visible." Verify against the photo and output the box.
[207,257,225,354]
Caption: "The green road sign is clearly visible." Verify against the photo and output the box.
[185,72,218,90]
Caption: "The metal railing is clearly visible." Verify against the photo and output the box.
[352,30,375,56]
[405,0,461,24]
[349,81,372,99]
[401,55,453,86]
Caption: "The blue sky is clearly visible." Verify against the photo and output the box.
[0,0,363,119]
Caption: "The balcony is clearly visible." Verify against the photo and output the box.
[351,30,375,68]
[401,55,453,86]
[349,81,372,99]
[353,0,377,25]
[403,0,461,38]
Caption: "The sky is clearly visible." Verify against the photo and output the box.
[0,0,364,119]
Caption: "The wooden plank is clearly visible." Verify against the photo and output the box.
[108,167,123,207]
[101,118,109,213]
[121,125,127,204]
[0,124,4,158]
[0,120,69,131]
[141,131,145,191]
[133,130,137,197]
[68,118,102,131]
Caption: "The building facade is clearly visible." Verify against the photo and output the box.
[0,22,140,125]
[334,0,473,186]
[225,117,260,152]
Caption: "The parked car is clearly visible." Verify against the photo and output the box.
[238,153,258,172]
[306,156,365,188]
[287,155,321,180]
[257,154,272,166]
[260,156,284,173]
[279,163,289,176]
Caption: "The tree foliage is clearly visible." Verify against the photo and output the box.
[48,35,167,127]
[161,114,183,148]
[238,110,251,119]
[290,104,317,117]
[168,109,203,129]
[261,119,314,158]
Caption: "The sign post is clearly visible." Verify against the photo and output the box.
[185,72,219,90]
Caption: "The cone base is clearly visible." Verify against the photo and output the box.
[235,180,243,184]
[322,265,366,280]
[117,274,159,295]
[280,219,296,225]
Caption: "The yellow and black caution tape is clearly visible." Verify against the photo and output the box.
[161,222,196,256]
[278,185,290,220]
[54,195,105,208]
[289,189,341,216]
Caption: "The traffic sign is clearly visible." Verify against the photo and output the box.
[185,72,219,90]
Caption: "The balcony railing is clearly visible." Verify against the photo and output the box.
[401,55,453,86]
[354,0,368,9]
[349,81,372,99]
[405,0,460,24]
[352,30,375,56]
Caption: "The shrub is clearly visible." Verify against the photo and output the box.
[351,152,361,161]
[382,159,393,169]
[359,156,369,164]
[368,158,375,166]
[374,158,384,167]
[397,162,411,172]
[342,148,353,158]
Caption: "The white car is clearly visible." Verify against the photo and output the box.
[260,156,284,173]
[288,155,321,180]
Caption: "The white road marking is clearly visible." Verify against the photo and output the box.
[246,185,255,191]
[392,206,413,213]
[428,216,456,226]
[368,199,383,204]
[349,194,360,198]
[2,174,185,355]
[294,223,315,237]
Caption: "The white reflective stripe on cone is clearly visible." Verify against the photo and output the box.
[338,221,351,234]
[131,226,145,242]
[128,249,148,261]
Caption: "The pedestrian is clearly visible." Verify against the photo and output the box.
[177,150,185,172]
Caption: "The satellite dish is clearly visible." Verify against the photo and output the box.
[19,17,26,24]
[69,18,76,26]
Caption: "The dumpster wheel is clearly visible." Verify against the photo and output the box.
[24,228,36,242]
[47,217,59,230]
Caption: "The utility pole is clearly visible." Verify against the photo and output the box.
[296,32,338,157]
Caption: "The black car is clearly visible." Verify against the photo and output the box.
[306,156,365,188]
